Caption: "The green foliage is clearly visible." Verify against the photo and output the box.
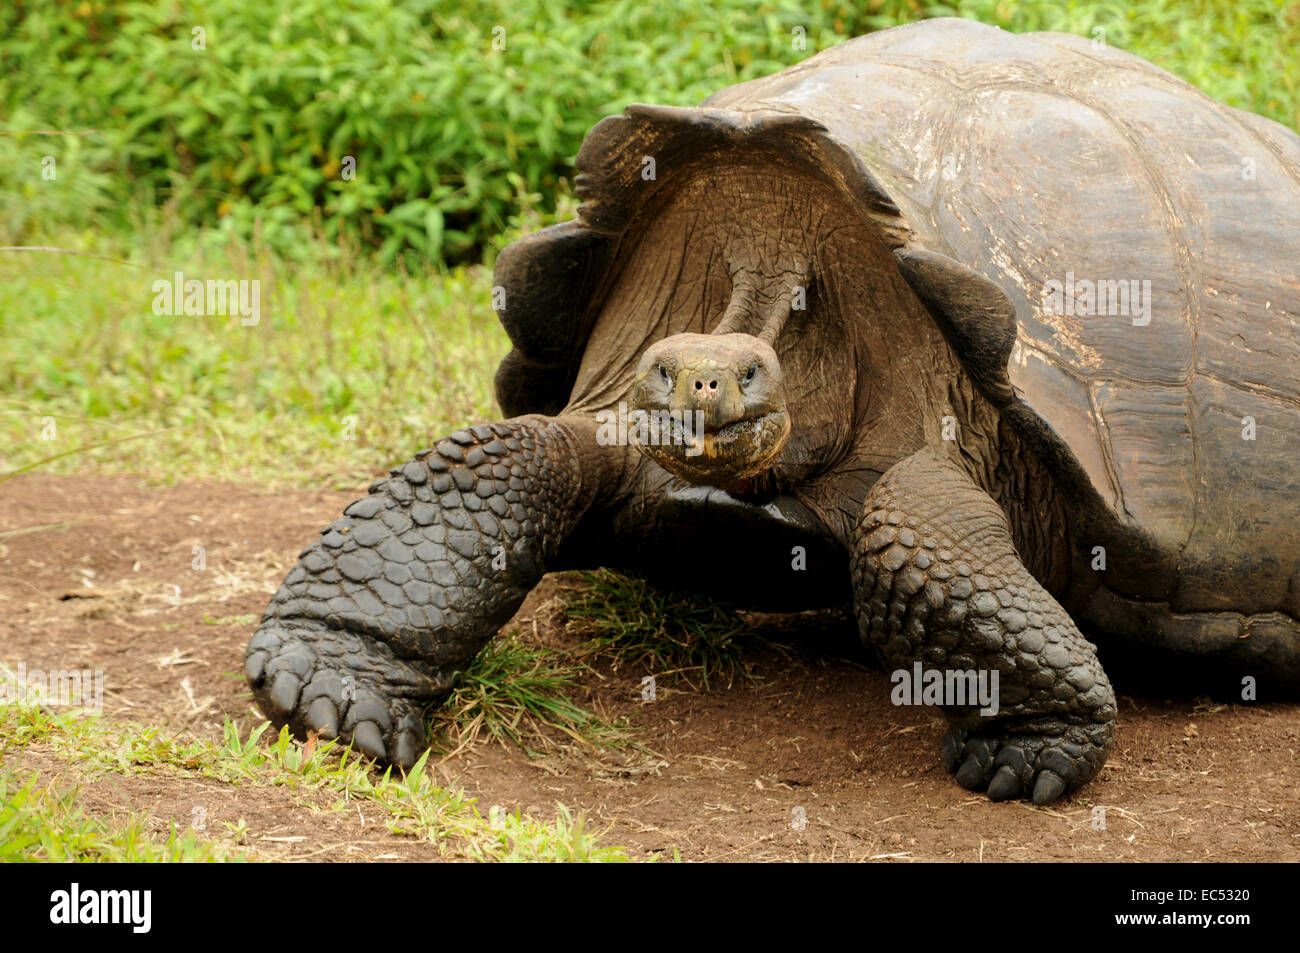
[0,0,841,264]
[5,0,1295,485]
[3,0,1293,265]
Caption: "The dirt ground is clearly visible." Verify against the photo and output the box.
[1,473,1297,862]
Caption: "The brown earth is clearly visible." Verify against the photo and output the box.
[1,473,1296,862]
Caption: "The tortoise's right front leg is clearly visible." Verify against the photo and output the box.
[851,450,1117,804]
[244,415,605,767]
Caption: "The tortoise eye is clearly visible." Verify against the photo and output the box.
[744,365,757,383]
[658,364,670,381]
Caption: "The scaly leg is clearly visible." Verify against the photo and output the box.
[244,415,610,766]
[851,450,1116,804]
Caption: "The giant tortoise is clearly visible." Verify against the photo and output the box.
[245,18,1300,803]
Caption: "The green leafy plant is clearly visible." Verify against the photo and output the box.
[5,1,1289,264]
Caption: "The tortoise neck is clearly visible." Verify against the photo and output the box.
[711,263,811,344]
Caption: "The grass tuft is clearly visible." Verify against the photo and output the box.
[565,569,772,690]
[430,630,634,756]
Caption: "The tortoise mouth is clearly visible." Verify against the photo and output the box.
[701,409,786,445]
[637,408,791,485]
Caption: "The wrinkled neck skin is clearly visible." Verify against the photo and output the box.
[563,162,1035,559]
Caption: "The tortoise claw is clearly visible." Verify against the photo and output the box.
[1032,770,1067,805]
[940,723,1113,805]
[245,621,446,769]
[268,671,302,715]
[305,696,339,739]
[986,765,1022,802]
[350,721,386,761]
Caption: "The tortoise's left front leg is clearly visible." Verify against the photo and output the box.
[851,450,1116,804]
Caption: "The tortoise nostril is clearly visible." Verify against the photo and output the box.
[709,380,718,390]
[694,380,703,391]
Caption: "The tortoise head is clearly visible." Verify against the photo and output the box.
[630,332,790,485]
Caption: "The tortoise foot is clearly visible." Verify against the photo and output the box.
[245,620,451,768]
[940,718,1115,804]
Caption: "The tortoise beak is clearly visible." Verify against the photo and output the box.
[667,359,748,432]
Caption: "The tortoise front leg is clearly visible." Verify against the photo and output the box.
[851,450,1116,804]
[244,414,608,767]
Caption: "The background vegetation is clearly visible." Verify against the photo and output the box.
[2,0,1295,265]
[2,0,1294,486]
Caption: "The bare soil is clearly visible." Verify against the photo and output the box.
[1,474,1296,861]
